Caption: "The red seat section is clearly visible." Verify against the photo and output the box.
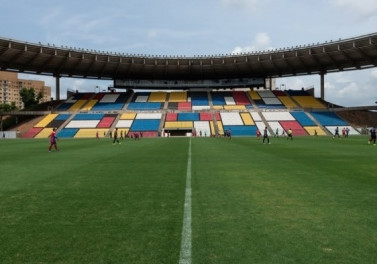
[97,117,115,128]
[23,127,43,138]
[273,90,286,96]
[233,91,251,105]
[200,112,212,121]
[178,102,191,111]
[166,113,178,121]
[93,93,105,100]
[279,121,308,136]
[80,93,95,100]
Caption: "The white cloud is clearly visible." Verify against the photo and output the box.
[147,30,158,39]
[221,0,261,12]
[324,72,376,106]
[232,32,273,54]
[371,69,377,79]
[331,0,377,18]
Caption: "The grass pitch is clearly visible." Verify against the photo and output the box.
[0,136,376,263]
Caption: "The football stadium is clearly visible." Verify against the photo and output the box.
[1,30,377,263]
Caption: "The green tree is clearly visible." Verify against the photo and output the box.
[19,88,43,108]
[0,102,17,112]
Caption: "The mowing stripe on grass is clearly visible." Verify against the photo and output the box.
[179,138,192,264]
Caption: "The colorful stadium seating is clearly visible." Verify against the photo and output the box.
[23,88,359,138]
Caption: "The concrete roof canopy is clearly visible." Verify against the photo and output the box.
[0,33,377,81]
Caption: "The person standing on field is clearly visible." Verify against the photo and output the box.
[48,128,59,152]
[287,128,293,140]
[368,127,376,145]
[112,128,121,145]
[262,127,270,144]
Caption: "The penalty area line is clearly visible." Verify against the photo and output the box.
[179,138,192,264]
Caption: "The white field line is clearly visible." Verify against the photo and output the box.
[179,138,192,264]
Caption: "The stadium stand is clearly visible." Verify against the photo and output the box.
[22,87,360,138]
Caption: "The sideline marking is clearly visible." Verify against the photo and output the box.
[179,138,192,264]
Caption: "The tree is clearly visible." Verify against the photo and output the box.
[0,102,17,112]
[19,88,43,109]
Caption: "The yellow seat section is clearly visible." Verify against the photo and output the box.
[278,96,298,108]
[212,105,224,110]
[165,121,193,129]
[35,127,55,138]
[216,121,224,136]
[81,100,98,111]
[69,100,87,111]
[210,121,216,135]
[169,91,187,102]
[120,112,136,119]
[74,128,109,138]
[292,96,326,108]
[224,105,246,110]
[304,126,327,136]
[248,90,261,100]
[35,114,58,127]
[240,112,254,125]
[148,92,167,102]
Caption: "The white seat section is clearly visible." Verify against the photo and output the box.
[220,112,243,125]
[258,90,275,98]
[192,105,210,111]
[66,96,77,103]
[65,120,100,128]
[326,126,360,135]
[262,111,295,121]
[255,121,271,135]
[136,113,162,119]
[224,96,236,105]
[135,95,149,102]
[194,121,211,135]
[116,120,134,128]
[250,112,262,121]
[267,121,284,133]
[100,94,119,103]
[263,97,282,105]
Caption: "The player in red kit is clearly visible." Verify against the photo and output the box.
[48,128,59,152]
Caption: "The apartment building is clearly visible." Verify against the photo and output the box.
[0,71,51,109]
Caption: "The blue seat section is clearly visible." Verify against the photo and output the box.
[212,93,227,105]
[190,92,209,106]
[291,111,316,126]
[127,102,162,110]
[311,111,348,126]
[73,113,104,120]
[178,113,200,121]
[56,103,72,111]
[223,125,257,136]
[55,114,72,121]
[91,103,124,110]
[130,120,160,131]
[57,128,78,138]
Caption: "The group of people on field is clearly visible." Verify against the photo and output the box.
[47,125,376,152]
[333,126,350,138]
[256,127,293,144]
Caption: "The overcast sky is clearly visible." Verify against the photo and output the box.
[1,0,377,106]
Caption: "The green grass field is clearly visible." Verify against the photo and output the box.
[0,136,376,263]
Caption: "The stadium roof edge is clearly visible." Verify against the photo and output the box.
[0,32,377,80]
